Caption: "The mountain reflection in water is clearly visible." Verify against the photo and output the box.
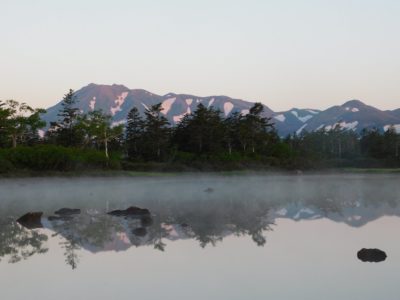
[1,174,399,269]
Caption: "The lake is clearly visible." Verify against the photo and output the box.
[1,174,399,300]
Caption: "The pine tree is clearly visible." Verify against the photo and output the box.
[50,89,82,147]
[142,103,170,160]
[239,103,274,154]
[126,107,144,159]
[224,111,242,155]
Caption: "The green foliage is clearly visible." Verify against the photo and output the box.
[0,100,46,148]
[78,109,124,159]
[0,145,119,172]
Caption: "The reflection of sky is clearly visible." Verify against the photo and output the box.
[1,1,400,110]
[1,217,399,300]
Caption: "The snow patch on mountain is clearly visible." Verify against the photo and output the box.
[291,111,312,123]
[38,129,45,138]
[384,124,400,133]
[224,102,234,117]
[141,103,149,111]
[161,97,176,115]
[173,114,184,123]
[185,99,193,106]
[274,114,286,122]
[296,124,307,135]
[173,107,191,123]
[208,98,215,108]
[112,120,126,127]
[345,107,360,112]
[241,109,249,116]
[89,97,96,111]
[342,121,358,130]
[325,121,358,131]
[299,115,313,123]
[110,92,128,116]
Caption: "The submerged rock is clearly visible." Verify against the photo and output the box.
[204,187,214,193]
[107,206,150,217]
[357,248,387,262]
[17,212,43,229]
[54,208,81,216]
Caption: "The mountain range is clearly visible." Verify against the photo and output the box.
[42,83,400,136]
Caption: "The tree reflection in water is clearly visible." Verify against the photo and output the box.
[1,186,400,269]
[0,218,48,264]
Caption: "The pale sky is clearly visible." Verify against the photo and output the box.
[1,0,399,111]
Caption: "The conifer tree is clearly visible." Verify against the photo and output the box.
[50,89,82,147]
[142,103,170,160]
[126,107,144,159]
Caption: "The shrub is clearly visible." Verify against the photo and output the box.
[0,145,121,172]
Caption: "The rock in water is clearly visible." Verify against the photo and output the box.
[141,215,153,227]
[54,208,81,215]
[357,248,387,262]
[17,212,43,229]
[132,227,147,237]
[107,206,150,217]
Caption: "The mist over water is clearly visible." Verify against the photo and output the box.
[1,173,400,300]
[2,173,399,215]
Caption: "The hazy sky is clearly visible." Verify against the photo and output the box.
[1,0,399,111]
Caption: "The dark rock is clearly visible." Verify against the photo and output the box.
[17,212,43,229]
[204,187,214,193]
[54,208,81,216]
[132,227,147,237]
[107,206,150,217]
[357,248,387,262]
[181,223,189,227]
[140,215,153,227]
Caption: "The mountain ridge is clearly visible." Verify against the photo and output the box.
[42,84,400,136]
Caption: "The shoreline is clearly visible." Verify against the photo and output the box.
[1,167,400,179]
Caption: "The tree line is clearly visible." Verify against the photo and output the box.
[1,89,400,172]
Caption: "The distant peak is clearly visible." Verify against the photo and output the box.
[163,92,177,97]
[341,99,366,107]
[82,83,129,89]
[111,83,129,89]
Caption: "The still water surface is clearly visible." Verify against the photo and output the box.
[0,174,399,299]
